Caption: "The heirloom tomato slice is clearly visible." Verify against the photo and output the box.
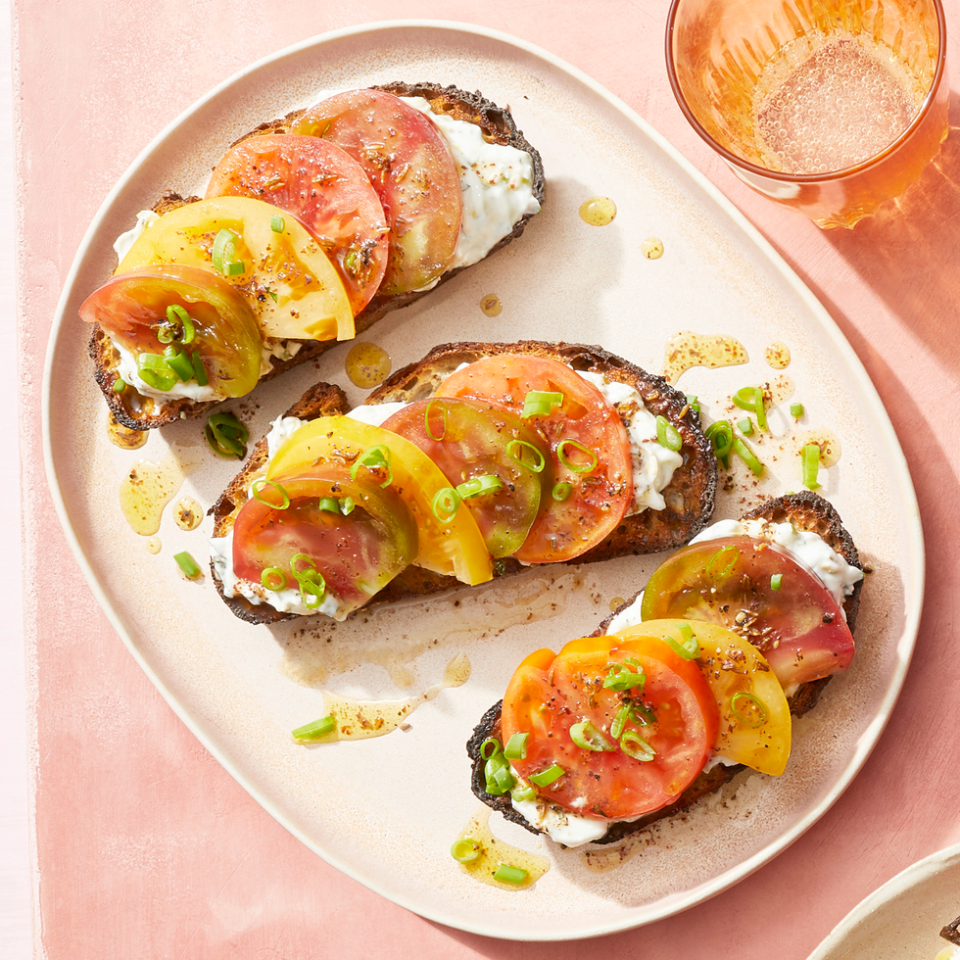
[437,355,633,563]
[266,416,492,586]
[205,135,389,316]
[290,89,462,296]
[116,195,353,341]
[79,263,262,398]
[619,620,791,776]
[231,470,417,620]
[379,397,548,558]
[501,633,718,820]
[639,536,856,689]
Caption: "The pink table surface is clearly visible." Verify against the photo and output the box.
[15,1,960,957]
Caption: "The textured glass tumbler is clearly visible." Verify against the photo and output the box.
[666,0,949,228]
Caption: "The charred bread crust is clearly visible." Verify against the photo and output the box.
[90,85,545,431]
[466,491,863,844]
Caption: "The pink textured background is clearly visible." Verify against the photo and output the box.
[14,2,960,957]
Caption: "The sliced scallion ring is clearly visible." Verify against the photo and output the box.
[510,782,536,803]
[431,487,461,523]
[655,414,683,452]
[770,573,783,590]
[521,389,563,419]
[456,475,503,500]
[450,838,482,863]
[290,553,326,610]
[705,544,739,579]
[704,420,734,468]
[252,479,290,510]
[731,691,768,728]
[493,863,528,885]
[790,402,804,418]
[292,715,336,741]
[503,732,529,761]
[557,438,598,474]
[603,664,646,692]
[211,228,238,275]
[165,303,195,344]
[270,214,285,233]
[205,412,248,459]
[350,445,393,488]
[732,436,765,476]
[424,398,447,441]
[732,386,768,432]
[506,439,546,473]
[173,551,201,580]
[112,378,126,393]
[664,622,700,660]
[802,443,821,490]
[165,347,195,383]
[570,720,616,752]
[480,738,502,761]
[261,566,287,591]
[611,703,631,740]
[620,730,656,761]
[483,751,514,796]
[339,497,355,516]
[737,417,753,436]
[551,482,573,502]
[317,497,340,513]
[529,763,565,788]
[191,351,209,387]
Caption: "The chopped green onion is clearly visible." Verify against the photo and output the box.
[450,838,482,863]
[737,417,754,436]
[770,573,783,590]
[205,412,248,459]
[611,703,631,739]
[790,403,804,418]
[165,304,195,344]
[432,487,461,523]
[664,623,700,660]
[340,497,355,516]
[350,445,393,488]
[732,386,768,431]
[252,479,290,510]
[510,782,536,803]
[261,566,287,591]
[484,750,515,796]
[620,730,656,761]
[603,664,646,692]
[521,390,563,419]
[318,497,340,513]
[227,260,245,277]
[424,399,447,441]
[456,475,503,499]
[732,436,765,476]
[506,439,546,473]
[267,289,278,303]
[503,733,529,761]
[802,443,821,490]
[165,347,195,382]
[557,438,598,474]
[137,352,177,392]
[480,738,502,761]
[174,551,201,580]
[704,420,733,468]
[493,863,528,885]
[192,351,209,387]
[570,720,616,752]
[211,228,238,275]
[731,691,768,728]
[529,763,565,788]
[705,544,739,579]
[551,482,573,502]
[656,414,683,452]
[270,214,285,233]
[630,701,657,726]
[685,394,701,414]
[292,715,337,741]
[290,553,326,610]
[113,378,126,393]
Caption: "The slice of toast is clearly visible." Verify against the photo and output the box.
[90,83,546,431]
[465,491,863,844]
[208,340,718,624]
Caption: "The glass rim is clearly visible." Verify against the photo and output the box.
[664,0,948,184]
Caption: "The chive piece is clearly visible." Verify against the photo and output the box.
[484,751,515,795]
[113,378,126,393]
[211,228,238,274]
[431,487,461,523]
[290,553,326,610]
[451,838,482,864]
[317,497,340,513]
[456,475,503,499]
[529,763,565,787]
[732,386,768,431]
[570,720,616,752]
[165,304,195,344]
[603,664,646,692]
[737,417,753,436]
[503,733,529,761]
[731,692,768,728]
[705,544,739,579]
[521,390,563,419]
[166,348,195,382]
[802,443,821,489]
[790,402,804,418]
[685,394,701,414]
[770,573,783,590]
[611,703,631,739]
[480,738,502,761]
[424,399,447,441]
[620,730,656,761]
[552,482,573,502]
[227,260,245,276]
[292,715,336,741]
[339,497,355,516]
[261,567,287,591]
[137,352,178,392]
[270,214,285,233]
[655,414,683,452]
[350,445,393,488]
[192,351,209,387]
[506,439,546,473]
[510,782,537,803]
[174,551,201,580]
[664,623,700,660]
[557,438,598,474]
[704,420,733,468]
[732,436,765,476]
[252,479,290,510]
[494,863,528,885]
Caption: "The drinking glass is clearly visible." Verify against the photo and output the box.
[666,0,949,228]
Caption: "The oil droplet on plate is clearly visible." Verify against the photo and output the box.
[119,452,188,536]
[662,331,749,384]
[579,196,616,226]
[796,428,841,468]
[146,537,162,555]
[345,341,391,389]
[174,497,203,531]
[453,805,550,889]
[765,341,791,369]
[107,412,148,450]
[609,596,626,612]
[641,237,664,259]
[479,293,502,317]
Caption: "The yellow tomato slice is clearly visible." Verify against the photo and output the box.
[614,619,791,776]
[117,196,353,342]
[266,416,493,586]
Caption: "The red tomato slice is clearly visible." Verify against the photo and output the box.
[204,135,389,316]
[78,263,262,399]
[232,471,417,618]
[379,397,548,558]
[501,634,719,820]
[290,89,462,296]
[639,536,856,687]
[436,355,633,563]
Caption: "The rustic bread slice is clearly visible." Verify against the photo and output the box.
[466,491,863,844]
[209,340,717,624]
[90,83,545,431]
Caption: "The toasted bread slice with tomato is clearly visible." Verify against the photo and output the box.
[465,491,863,845]
[90,83,545,431]
[208,340,717,625]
